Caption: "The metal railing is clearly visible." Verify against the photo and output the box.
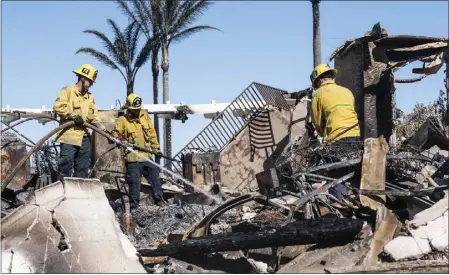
[166,82,290,173]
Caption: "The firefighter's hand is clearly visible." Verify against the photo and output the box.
[73,116,84,126]
[154,151,163,158]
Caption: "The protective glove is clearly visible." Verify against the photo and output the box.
[154,151,163,158]
[73,115,84,126]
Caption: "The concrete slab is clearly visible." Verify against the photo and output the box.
[1,204,39,250]
[431,233,449,252]
[1,178,146,273]
[409,197,448,227]
[423,216,447,240]
[35,182,64,211]
[410,226,428,241]
[384,236,431,261]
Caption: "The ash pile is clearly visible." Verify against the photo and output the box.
[118,118,448,274]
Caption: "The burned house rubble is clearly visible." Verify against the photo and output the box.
[1,23,449,273]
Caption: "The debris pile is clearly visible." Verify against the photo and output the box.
[122,128,448,273]
[122,203,240,246]
[1,22,448,274]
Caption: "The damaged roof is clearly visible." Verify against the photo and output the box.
[330,22,448,76]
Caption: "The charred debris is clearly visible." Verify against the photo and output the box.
[1,23,449,273]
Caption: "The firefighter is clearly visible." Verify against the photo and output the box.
[309,64,361,201]
[111,93,165,208]
[310,64,361,142]
[54,64,106,179]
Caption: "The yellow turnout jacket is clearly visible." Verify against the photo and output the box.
[112,110,160,162]
[311,80,360,141]
[53,85,102,146]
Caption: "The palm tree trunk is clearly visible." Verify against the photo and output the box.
[161,44,172,164]
[311,0,321,67]
[127,79,134,95]
[152,49,161,164]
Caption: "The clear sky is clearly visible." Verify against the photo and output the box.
[1,0,448,155]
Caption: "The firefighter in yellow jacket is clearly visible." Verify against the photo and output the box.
[310,64,360,142]
[53,64,106,179]
[111,93,165,208]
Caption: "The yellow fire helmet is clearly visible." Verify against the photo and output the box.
[310,63,338,84]
[126,93,143,110]
[73,64,98,82]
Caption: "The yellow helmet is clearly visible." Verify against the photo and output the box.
[310,64,338,84]
[73,64,98,82]
[126,93,143,110]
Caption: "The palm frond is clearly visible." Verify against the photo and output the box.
[169,25,221,46]
[165,0,180,30]
[169,0,194,31]
[169,0,213,37]
[150,0,165,41]
[133,0,152,37]
[124,21,139,68]
[149,0,162,32]
[75,47,126,80]
[115,0,138,23]
[116,0,151,39]
[107,19,128,68]
[107,19,126,42]
[130,23,142,67]
[124,20,137,46]
[82,29,121,65]
[133,37,156,77]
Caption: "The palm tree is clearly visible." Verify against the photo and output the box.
[117,0,162,155]
[117,0,220,160]
[76,19,154,95]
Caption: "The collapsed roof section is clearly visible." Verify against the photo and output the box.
[331,22,448,141]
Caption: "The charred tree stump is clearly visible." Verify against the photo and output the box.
[138,218,363,257]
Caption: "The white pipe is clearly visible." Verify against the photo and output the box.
[1,100,271,118]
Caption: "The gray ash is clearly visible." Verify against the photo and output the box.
[114,201,240,248]
[1,132,21,144]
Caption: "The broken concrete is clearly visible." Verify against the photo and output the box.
[384,197,449,261]
[1,178,146,273]
[409,196,448,227]
[384,236,432,261]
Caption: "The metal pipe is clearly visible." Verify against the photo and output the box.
[1,116,57,133]
[2,121,175,192]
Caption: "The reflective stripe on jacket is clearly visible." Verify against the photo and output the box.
[311,80,360,141]
[53,85,102,146]
[111,110,160,163]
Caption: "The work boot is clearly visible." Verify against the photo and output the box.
[155,199,168,207]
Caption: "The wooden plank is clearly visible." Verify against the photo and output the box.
[277,240,369,273]
[359,137,400,266]
[360,136,389,206]
[139,218,364,257]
